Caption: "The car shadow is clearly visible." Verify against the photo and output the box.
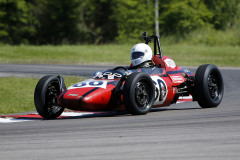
[45,106,201,120]
[150,106,201,113]
[1,105,201,121]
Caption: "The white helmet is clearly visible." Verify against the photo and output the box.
[131,43,153,66]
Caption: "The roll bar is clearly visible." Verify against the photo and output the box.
[142,32,162,58]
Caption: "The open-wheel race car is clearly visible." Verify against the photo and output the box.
[34,32,224,119]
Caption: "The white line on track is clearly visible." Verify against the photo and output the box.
[0,112,95,123]
[0,118,34,123]
[0,96,193,123]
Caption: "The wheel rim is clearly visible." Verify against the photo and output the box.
[135,80,151,109]
[208,73,220,101]
[45,81,62,116]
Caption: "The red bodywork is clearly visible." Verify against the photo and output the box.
[59,56,193,111]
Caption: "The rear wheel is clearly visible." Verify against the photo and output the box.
[34,75,65,119]
[123,72,155,115]
[194,64,224,108]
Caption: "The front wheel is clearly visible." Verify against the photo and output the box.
[123,72,155,115]
[34,75,66,119]
[194,64,224,108]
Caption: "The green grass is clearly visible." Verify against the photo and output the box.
[0,76,84,114]
[161,44,240,67]
[0,44,239,67]
[0,45,131,65]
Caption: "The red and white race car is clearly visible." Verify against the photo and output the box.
[34,32,224,119]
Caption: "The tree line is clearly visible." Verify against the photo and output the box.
[0,0,239,45]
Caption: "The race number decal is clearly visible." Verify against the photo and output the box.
[68,79,108,89]
[151,76,168,105]
[103,72,122,79]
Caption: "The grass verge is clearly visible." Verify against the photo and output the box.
[0,44,239,67]
[0,76,84,114]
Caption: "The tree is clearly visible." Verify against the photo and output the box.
[1,0,240,45]
[159,0,213,35]
[34,0,81,44]
[113,0,155,43]
[0,0,37,44]
[79,0,118,44]
[204,0,240,30]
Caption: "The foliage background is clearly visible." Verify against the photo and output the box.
[0,0,240,45]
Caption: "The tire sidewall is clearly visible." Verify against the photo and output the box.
[34,75,63,118]
[123,72,155,115]
[195,64,224,107]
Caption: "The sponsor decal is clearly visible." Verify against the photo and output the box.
[177,95,193,103]
[68,94,79,97]
[170,75,185,83]
[164,59,176,68]
[108,75,114,80]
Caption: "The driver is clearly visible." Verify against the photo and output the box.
[130,43,154,69]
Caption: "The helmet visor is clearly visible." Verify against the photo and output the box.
[131,52,144,60]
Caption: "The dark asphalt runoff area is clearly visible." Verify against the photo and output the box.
[0,64,113,78]
[0,64,240,160]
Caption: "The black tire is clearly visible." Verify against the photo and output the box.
[194,64,224,108]
[34,75,65,119]
[123,72,155,115]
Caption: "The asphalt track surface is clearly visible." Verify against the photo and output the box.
[1,64,240,160]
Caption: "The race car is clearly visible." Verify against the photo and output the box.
[34,32,224,119]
